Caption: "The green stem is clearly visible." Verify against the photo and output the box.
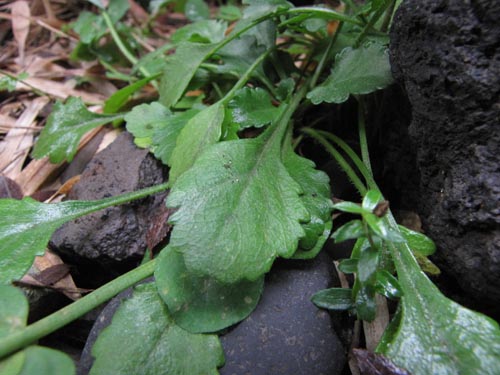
[285,6,363,26]
[0,259,157,359]
[357,97,373,176]
[302,128,367,195]
[354,0,392,48]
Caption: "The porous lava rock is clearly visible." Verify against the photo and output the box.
[389,0,500,302]
[50,132,167,267]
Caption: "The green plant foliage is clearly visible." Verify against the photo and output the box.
[89,283,224,375]
[217,36,267,77]
[398,225,436,256]
[185,0,210,21]
[168,102,225,183]
[104,74,160,114]
[125,102,173,148]
[311,288,353,311]
[377,239,500,375]
[172,20,227,44]
[218,5,242,21]
[0,185,166,284]
[32,97,124,163]
[0,286,75,375]
[167,125,309,283]
[228,87,280,129]
[160,42,214,107]
[307,42,393,104]
[242,0,292,19]
[332,220,364,242]
[155,247,264,333]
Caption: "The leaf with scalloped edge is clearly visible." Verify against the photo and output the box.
[228,87,280,129]
[167,124,308,283]
[307,42,393,105]
[32,97,124,163]
[89,283,224,375]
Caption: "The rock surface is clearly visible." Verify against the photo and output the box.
[389,0,500,302]
[220,252,345,375]
[50,132,168,267]
[78,253,346,375]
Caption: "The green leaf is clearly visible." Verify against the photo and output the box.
[155,247,263,333]
[355,284,376,321]
[18,346,75,375]
[90,283,224,375]
[338,258,358,274]
[185,0,210,21]
[167,126,308,283]
[364,213,404,242]
[0,286,75,375]
[375,270,403,299]
[362,189,382,211]
[307,42,393,105]
[159,42,214,108]
[218,5,242,21]
[32,97,124,163]
[228,87,280,129]
[172,20,227,44]
[104,74,160,114]
[0,185,166,284]
[242,0,292,19]
[398,225,436,256]
[152,108,201,166]
[332,220,364,243]
[292,220,332,260]
[311,288,353,311]
[106,0,130,23]
[357,247,378,283]
[125,102,173,148]
[71,12,106,44]
[216,36,267,77]
[168,102,225,183]
[377,229,500,374]
[332,201,366,214]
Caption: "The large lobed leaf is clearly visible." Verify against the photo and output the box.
[307,42,393,105]
[32,97,124,163]
[155,247,263,333]
[167,127,309,283]
[377,238,500,374]
[0,285,75,375]
[89,283,224,375]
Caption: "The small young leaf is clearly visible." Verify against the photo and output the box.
[155,247,263,333]
[32,97,124,163]
[172,20,227,44]
[307,42,393,105]
[125,102,172,148]
[90,283,224,375]
[357,247,379,283]
[184,0,210,21]
[167,129,308,283]
[355,284,377,321]
[375,270,403,299]
[159,42,214,108]
[168,102,225,183]
[338,258,358,274]
[292,220,332,260]
[332,220,364,243]
[377,234,500,374]
[362,189,383,211]
[398,225,436,256]
[332,201,366,214]
[311,287,353,311]
[71,12,105,44]
[364,213,404,242]
[228,87,280,129]
[104,74,160,114]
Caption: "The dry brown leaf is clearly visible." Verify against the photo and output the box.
[45,174,80,202]
[362,294,390,352]
[11,1,30,65]
[0,96,49,179]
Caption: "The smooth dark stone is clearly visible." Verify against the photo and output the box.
[220,251,346,375]
[388,0,500,303]
[50,132,168,267]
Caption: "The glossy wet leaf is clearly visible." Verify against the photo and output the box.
[167,127,308,283]
[332,220,364,243]
[311,288,353,311]
[125,102,173,148]
[172,20,227,44]
[228,87,280,129]
[377,233,500,374]
[375,270,403,299]
[0,186,163,284]
[90,283,224,375]
[307,42,393,105]
[155,247,263,333]
[332,201,366,214]
[160,42,214,108]
[364,213,404,242]
[32,97,124,163]
[168,102,225,183]
[338,258,358,274]
[398,225,435,256]
[362,189,383,211]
